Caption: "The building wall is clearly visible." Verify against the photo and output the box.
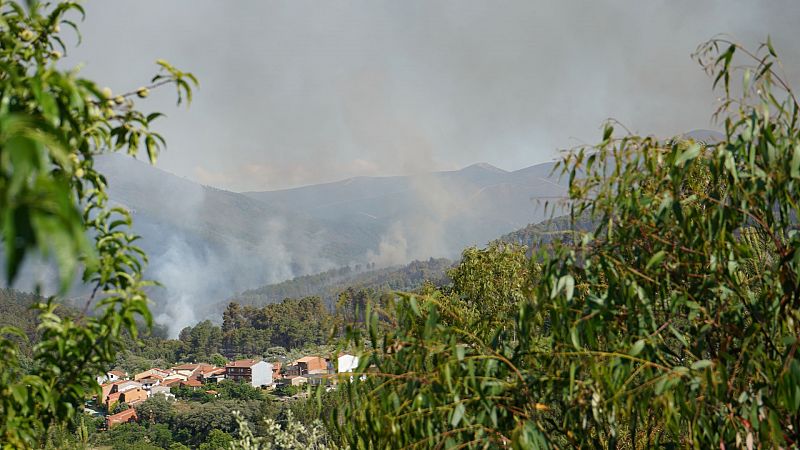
[291,376,308,386]
[338,355,359,373]
[250,361,273,387]
[304,357,328,372]
[150,386,173,398]
[227,366,252,383]
[107,410,137,428]
[121,388,148,405]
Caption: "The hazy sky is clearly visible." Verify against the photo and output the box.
[64,1,800,191]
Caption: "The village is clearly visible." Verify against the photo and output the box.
[96,353,360,430]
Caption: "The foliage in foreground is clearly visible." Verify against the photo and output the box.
[0,0,195,447]
[333,39,800,448]
[230,410,331,450]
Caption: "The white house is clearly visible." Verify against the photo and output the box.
[149,385,175,400]
[337,353,365,382]
[96,370,126,385]
[163,373,188,383]
[337,353,359,373]
[114,380,142,394]
[138,377,161,390]
[226,359,273,387]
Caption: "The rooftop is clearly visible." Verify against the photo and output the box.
[226,359,261,368]
[172,363,214,372]
[107,408,137,422]
[296,356,325,363]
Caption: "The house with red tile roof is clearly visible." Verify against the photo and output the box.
[271,362,282,381]
[106,408,137,429]
[138,377,162,390]
[96,369,127,385]
[285,356,329,376]
[114,380,143,394]
[162,378,182,388]
[180,378,203,389]
[134,368,170,381]
[120,388,148,406]
[225,359,273,387]
[100,381,124,404]
[163,373,188,383]
[171,363,215,378]
[198,367,226,383]
[105,392,122,409]
[102,381,143,409]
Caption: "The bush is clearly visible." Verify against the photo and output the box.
[215,380,265,401]
[332,38,800,448]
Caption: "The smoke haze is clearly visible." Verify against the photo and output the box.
[17,1,799,335]
[63,1,800,192]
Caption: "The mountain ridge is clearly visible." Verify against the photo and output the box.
[95,154,566,335]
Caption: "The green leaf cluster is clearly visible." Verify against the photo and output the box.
[0,1,195,447]
[332,38,800,449]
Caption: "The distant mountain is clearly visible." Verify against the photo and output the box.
[244,161,567,264]
[681,129,725,144]
[96,155,373,336]
[497,213,594,251]
[216,211,591,316]
[94,155,567,335]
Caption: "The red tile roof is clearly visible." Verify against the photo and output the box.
[106,408,138,428]
[203,368,226,376]
[226,359,260,368]
[296,356,324,363]
[172,363,214,372]
[109,370,127,378]
[106,392,122,406]
[181,379,202,388]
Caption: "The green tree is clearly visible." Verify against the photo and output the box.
[171,400,269,446]
[229,410,330,450]
[446,242,538,336]
[215,380,264,401]
[179,319,223,361]
[0,1,195,447]
[135,395,175,426]
[101,422,169,450]
[210,352,227,367]
[333,38,800,448]
[199,429,233,450]
[110,401,130,415]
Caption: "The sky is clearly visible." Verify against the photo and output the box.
[64,1,800,192]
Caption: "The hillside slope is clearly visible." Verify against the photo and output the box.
[244,161,567,263]
[93,156,568,335]
[96,155,373,335]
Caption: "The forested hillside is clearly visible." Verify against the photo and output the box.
[222,257,452,310]
[0,289,81,358]
[93,155,567,336]
[497,212,595,250]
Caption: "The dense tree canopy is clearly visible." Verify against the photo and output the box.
[332,39,800,449]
